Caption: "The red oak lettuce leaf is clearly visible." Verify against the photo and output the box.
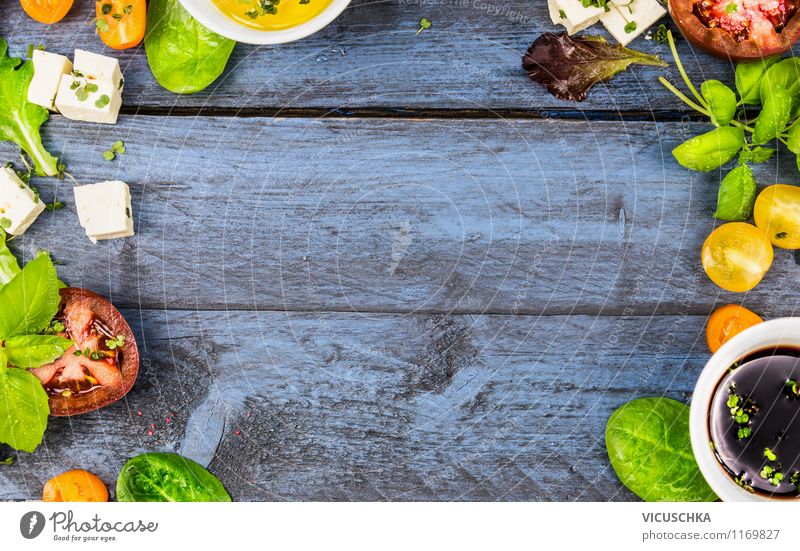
[522,33,668,102]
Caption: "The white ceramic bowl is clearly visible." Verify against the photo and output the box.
[690,317,800,502]
[178,0,352,44]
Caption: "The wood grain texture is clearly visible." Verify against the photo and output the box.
[0,0,749,113]
[2,116,798,316]
[0,310,711,501]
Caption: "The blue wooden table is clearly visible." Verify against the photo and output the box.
[1,1,798,501]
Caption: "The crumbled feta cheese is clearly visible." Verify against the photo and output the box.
[27,50,73,111]
[0,167,45,236]
[73,181,134,243]
[601,0,667,46]
[54,75,122,125]
[549,0,606,35]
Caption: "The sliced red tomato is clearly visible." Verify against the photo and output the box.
[30,288,139,416]
[96,0,146,50]
[20,0,73,25]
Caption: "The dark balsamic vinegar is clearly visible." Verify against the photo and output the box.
[709,348,800,497]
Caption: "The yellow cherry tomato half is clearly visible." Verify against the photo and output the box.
[43,469,108,502]
[753,184,800,249]
[701,222,773,293]
[96,0,146,50]
[706,304,764,353]
[20,0,73,25]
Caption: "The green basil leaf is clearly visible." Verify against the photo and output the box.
[735,56,779,105]
[713,164,757,221]
[786,122,800,154]
[0,349,49,453]
[753,84,793,145]
[0,252,60,339]
[144,0,235,94]
[701,80,737,126]
[117,452,231,502]
[672,126,744,172]
[5,334,72,369]
[738,146,775,164]
[0,229,21,287]
[760,58,800,109]
[606,397,717,502]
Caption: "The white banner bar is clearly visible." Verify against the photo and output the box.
[0,502,794,550]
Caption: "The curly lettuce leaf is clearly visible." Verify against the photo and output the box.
[0,38,59,176]
[522,33,667,102]
[0,229,21,287]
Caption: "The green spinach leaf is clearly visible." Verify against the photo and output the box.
[0,348,49,453]
[5,334,72,369]
[0,229,21,287]
[116,452,231,502]
[0,39,59,176]
[606,397,717,502]
[701,80,736,126]
[753,84,793,145]
[672,126,744,172]
[144,0,236,94]
[0,252,61,339]
[735,56,779,105]
[713,164,757,221]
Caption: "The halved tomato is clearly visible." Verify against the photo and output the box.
[20,0,73,25]
[30,288,139,416]
[669,0,800,61]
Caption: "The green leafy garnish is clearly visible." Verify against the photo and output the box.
[624,21,637,34]
[0,349,50,453]
[0,39,59,177]
[713,163,756,221]
[653,24,669,44]
[764,448,777,461]
[117,453,232,502]
[0,230,21,286]
[106,334,126,349]
[103,150,115,161]
[522,33,667,102]
[416,18,432,35]
[606,397,717,502]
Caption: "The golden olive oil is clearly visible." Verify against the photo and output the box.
[212,0,334,31]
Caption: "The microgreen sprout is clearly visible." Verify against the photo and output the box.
[764,448,777,461]
[106,334,126,350]
[416,18,431,35]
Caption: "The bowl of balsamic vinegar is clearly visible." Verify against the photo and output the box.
[691,318,800,501]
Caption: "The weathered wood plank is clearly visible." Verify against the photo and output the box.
[3,116,798,316]
[0,310,712,501]
[0,0,759,112]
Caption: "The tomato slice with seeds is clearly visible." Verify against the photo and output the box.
[20,0,74,25]
[30,288,139,416]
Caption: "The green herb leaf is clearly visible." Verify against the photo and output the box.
[111,140,126,154]
[738,146,775,164]
[786,122,800,154]
[96,18,110,33]
[0,252,61,339]
[95,94,110,108]
[5,334,73,368]
[0,348,49,453]
[44,200,64,212]
[672,126,744,172]
[144,0,236,94]
[416,18,432,35]
[0,39,59,177]
[522,33,667,102]
[102,150,115,161]
[624,21,637,34]
[713,164,757,221]
[753,83,793,144]
[653,24,669,44]
[725,2,737,12]
[0,230,21,287]
[735,57,779,105]
[759,58,800,111]
[701,80,737,126]
[559,9,567,18]
[606,397,717,502]
[117,452,232,502]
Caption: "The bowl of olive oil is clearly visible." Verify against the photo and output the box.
[178,0,351,44]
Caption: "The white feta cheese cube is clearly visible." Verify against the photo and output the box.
[54,75,122,124]
[601,0,666,46]
[73,49,124,91]
[0,167,45,236]
[549,0,606,35]
[73,181,134,243]
[27,50,73,111]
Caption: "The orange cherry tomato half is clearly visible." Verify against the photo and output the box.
[96,0,146,50]
[43,470,109,502]
[20,0,73,25]
[706,304,764,353]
